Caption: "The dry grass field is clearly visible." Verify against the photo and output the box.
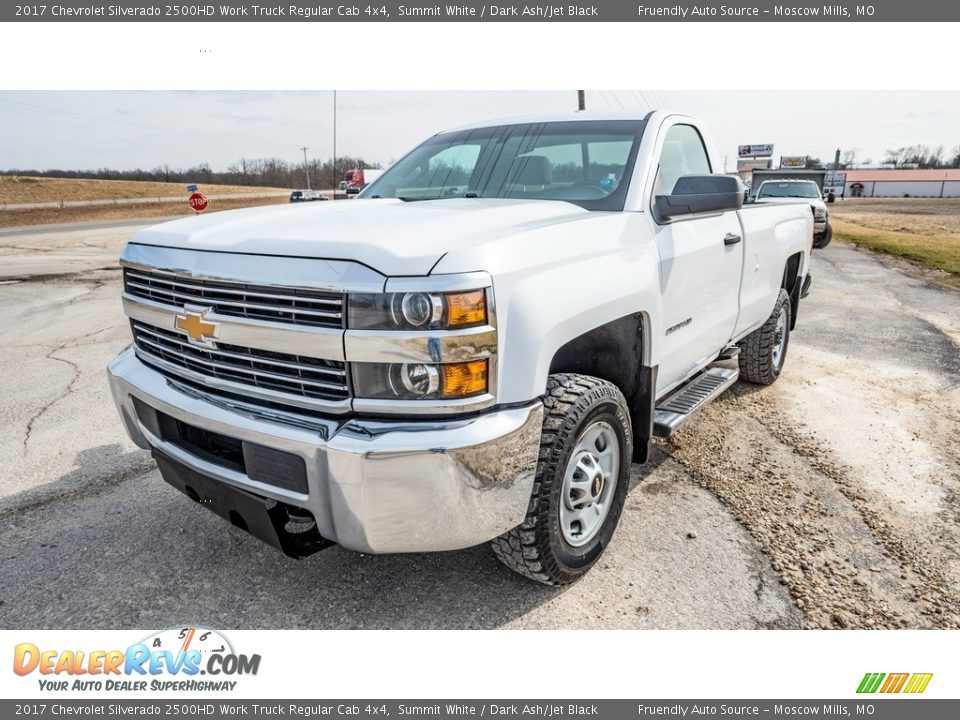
[830,198,960,287]
[0,195,288,229]
[0,176,284,204]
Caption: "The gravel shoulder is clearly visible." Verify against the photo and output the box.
[0,223,957,629]
[668,243,960,628]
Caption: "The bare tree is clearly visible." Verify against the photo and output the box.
[888,144,948,169]
[841,149,860,168]
[153,164,175,182]
[884,147,910,168]
[1,154,381,189]
[928,145,945,168]
[227,158,256,184]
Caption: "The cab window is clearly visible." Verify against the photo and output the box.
[654,124,712,195]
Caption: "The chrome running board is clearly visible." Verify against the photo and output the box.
[652,367,739,438]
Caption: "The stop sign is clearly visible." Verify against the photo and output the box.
[188,192,208,212]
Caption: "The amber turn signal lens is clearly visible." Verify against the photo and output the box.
[446,290,487,327]
[441,359,488,398]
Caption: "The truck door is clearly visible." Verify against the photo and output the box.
[649,123,744,395]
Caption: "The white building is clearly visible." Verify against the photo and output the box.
[842,169,960,198]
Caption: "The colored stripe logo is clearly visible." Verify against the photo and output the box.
[857,672,933,694]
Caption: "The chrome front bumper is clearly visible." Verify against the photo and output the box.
[108,347,542,554]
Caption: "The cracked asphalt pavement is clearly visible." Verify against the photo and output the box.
[1,220,958,629]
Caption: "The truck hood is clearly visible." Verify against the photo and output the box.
[130,198,594,277]
[754,196,826,212]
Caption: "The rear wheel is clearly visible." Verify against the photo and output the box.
[491,374,633,586]
[738,288,791,385]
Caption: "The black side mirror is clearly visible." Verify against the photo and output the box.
[654,174,745,223]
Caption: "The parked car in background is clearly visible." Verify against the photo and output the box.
[290,189,327,202]
[752,179,832,248]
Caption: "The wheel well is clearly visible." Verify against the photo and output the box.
[782,252,803,330]
[548,313,656,463]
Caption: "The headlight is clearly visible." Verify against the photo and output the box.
[348,290,487,330]
[814,207,828,220]
[353,360,488,400]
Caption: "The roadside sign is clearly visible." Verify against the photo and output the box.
[737,158,771,172]
[824,171,847,187]
[188,192,208,212]
[186,183,199,192]
[738,144,774,158]
[780,156,808,169]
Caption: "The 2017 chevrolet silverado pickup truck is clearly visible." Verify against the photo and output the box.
[108,111,813,585]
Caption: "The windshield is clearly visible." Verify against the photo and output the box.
[757,181,821,199]
[361,119,647,211]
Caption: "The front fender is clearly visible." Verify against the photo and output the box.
[490,219,663,404]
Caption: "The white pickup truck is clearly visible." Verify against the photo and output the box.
[108,111,813,585]
[752,178,832,248]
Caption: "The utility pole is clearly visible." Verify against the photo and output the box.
[577,90,586,111]
[300,146,311,189]
[332,90,337,200]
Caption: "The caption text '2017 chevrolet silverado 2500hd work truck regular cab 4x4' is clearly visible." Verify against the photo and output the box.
[108,111,813,585]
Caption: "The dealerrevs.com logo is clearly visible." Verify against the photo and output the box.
[13,627,260,692]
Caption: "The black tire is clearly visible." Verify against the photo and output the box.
[738,289,791,386]
[813,222,833,249]
[490,373,633,586]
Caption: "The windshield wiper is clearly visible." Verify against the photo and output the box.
[396,193,480,202]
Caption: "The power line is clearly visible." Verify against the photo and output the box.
[332,90,337,198]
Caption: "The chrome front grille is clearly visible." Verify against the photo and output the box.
[131,321,350,403]
[123,268,344,329]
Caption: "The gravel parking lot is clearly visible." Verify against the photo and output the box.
[1,220,958,630]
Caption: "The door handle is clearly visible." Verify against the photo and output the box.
[724,233,742,246]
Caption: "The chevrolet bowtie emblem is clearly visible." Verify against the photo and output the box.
[174,308,219,346]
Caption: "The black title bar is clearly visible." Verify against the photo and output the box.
[4,1,959,22]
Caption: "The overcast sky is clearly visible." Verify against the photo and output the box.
[1,90,958,173]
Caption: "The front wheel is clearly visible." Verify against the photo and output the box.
[814,222,833,249]
[490,374,633,586]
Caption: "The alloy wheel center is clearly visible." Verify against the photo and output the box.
[591,472,604,500]
[559,421,621,548]
[567,451,605,509]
